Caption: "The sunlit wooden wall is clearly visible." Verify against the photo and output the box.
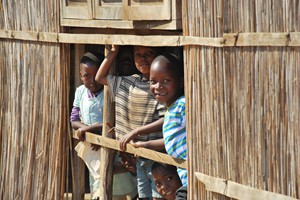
[182,0,299,199]
[0,1,70,199]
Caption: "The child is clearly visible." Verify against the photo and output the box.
[120,53,188,187]
[119,151,137,175]
[111,45,140,200]
[95,45,165,200]
[149,53,188,187]
[115,45,140,76]
[151,162,183,200]
[70,51,105,199]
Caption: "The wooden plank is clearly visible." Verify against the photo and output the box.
[0,30,300,47]
[223,33,292,46]
[195,172,297,200]
[58,33,182,46]
[97,46,116,200]
[181,36,224,47]
[61,18,181,30]
[72,131,187,169]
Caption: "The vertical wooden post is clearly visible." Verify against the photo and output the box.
[98,45,116,200]
[71,44,86,200]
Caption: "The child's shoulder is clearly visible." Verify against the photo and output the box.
[76,85,87,93]
[75,85,88,96]
[176,95,185,105]
[169,96,185,112]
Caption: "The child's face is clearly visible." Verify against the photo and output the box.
[150,61,183,107]
[119,152,137,174]
[80,63,103,93]
[133,46,157,78]
[116,47,136,76]
[152,166,182,200]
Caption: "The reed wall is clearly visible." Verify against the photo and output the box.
[0,1,69,199]
[183,0,299,199]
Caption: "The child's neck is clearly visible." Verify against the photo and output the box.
[166,94,183,108]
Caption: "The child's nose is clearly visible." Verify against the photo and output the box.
[161,182,168,190]
[155,82,162,89]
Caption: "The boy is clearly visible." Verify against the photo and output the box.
[95,45,165,200]
[151,162,183,200]
[115,45,140,76]
[120,53,188,187]
[149,53,187,186]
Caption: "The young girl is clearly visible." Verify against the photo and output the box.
[70,51,105,199]
[149,53,188,187]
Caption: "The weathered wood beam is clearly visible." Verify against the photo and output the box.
[72,131,187,169]
[1,30,299,47]
[195,172,297,200]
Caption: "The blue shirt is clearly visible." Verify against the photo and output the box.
[163,96,187,186]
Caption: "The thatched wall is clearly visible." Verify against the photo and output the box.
[0,1,69,199]
[1,0,299,199]
[183,0,299,199]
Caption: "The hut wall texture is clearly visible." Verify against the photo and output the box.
[182,0,299,199]
[0,1,69,199]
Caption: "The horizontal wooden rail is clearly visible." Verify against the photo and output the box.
[72,131,187,169]
[1,29,300,47]
[195,172,297,200]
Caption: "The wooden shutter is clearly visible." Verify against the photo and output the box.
[61,0,92,19]
[122,0,171,21]
[93,0,123,20]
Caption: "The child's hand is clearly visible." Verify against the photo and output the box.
[132,141,148,149]
[119,134,133,151]
[107,45,119,57]
[111,45,119,54]
[77,127,87,141]
[120,128,140,151]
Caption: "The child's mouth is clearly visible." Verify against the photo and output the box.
[162,190,173,197]
[156,93,167,96]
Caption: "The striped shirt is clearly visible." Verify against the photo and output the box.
[107,74,165,141]
[163,96,187,186]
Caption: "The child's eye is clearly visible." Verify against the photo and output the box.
[149,80,156,84]
[81,73,89,78]
[145,51,156,57]
[166,176,172,181]
[163,79,170,83]
[155,182,161,187]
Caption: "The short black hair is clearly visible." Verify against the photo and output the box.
[151,162,178,174]
[80,51,104,69]
[152,53,184,78]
